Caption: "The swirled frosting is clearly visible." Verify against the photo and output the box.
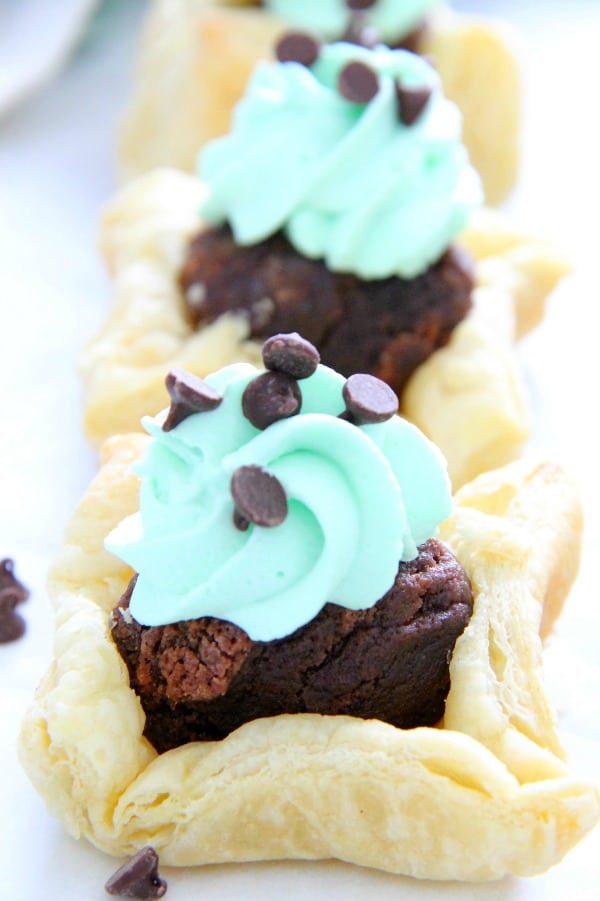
[200,43,482,279]
[106,362,451,641]
[264,0,441,43]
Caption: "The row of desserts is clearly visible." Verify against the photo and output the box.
[18,0,599,892]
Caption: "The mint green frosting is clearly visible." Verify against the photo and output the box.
[200,43,482,280]
[264,0,441,43]
[106,362,452,641]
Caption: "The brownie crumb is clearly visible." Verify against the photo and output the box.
[111,539,473,753]
[179,226,473,398]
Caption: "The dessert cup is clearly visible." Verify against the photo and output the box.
[19,425,598,879]
[84,44,567,489]
[82,165,568,488]
[119,0,521,205]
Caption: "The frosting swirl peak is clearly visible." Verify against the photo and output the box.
[200,43,482,279]
[106,354,452,641]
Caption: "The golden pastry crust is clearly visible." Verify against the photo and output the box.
[80,169,569,488]
[117,1,521,205]
[422,8,521,206]
[18,442,599,880]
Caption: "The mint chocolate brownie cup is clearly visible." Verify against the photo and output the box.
[108,335,473,752]
[82,41,567,488]
[180,41,481,399]
[119,0,521,204]
[21,332,598,879]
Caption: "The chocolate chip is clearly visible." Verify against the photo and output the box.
[396,83,432,126]
[275,31,321,67]
[340,13,379,49]
[338,60,379,104]
[0,559,29,599]
[342,373,399,424]
[104,846,167,899]
[346,0,377,9]
[0,559,29,644]
[233,509,250,532]
[242,371,301,430]
[163,368,223,431]
[231,465,288,529]
[262,333,320,380]
[0,601,26,643]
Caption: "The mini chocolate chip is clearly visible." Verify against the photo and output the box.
[262,333,320,380]
[276,31,321,67]
[346,0,377,9]
[163,368,223,431]
[341,13,379,49]
[231,465,288,528]
[233,509,250,532]
[396,83,432,126]
[338,60,379,104]
[0,601,26,643]
[105,846,167,899]
[0,559,29,644]
[0,559,29,600]
[242,371,301,430]
[342,373,399,424]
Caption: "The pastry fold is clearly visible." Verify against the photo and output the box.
[81,169,569,488]
[118,1,521,205]
[19,442,599,881]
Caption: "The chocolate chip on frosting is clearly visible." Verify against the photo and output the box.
[104,846,167,899]
[163,368,223,431]
[275,31,321,67]
[0,558,30,644]
[346,0,378,9]
[396,83,432,126]
[338,60,379,104]
[242,370,302,430]
[231,465,288,529]
[262,333,320,380]
[342,373,399,424]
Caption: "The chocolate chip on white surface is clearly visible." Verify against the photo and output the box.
[262,333,320,380]
[104,846,167,899]
[0,558,29,643]
[242,370,302,430]
[231,465,288,529]
[163,367,222,431]
[342,373,399,424]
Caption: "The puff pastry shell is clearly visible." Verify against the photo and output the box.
[118,0,521,205]
[81,169,569,488]
[18,443,599,880]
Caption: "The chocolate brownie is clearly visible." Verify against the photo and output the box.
[180,226,473,397]
[111,538,473,753]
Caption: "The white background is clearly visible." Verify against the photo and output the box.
[0,1,599,898]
